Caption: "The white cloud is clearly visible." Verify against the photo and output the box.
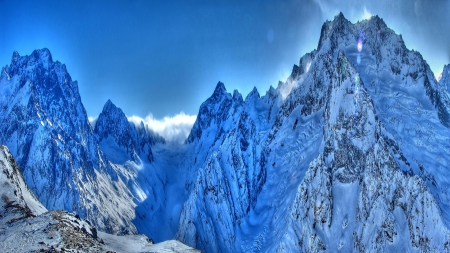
[127,112,197,145]
[88,116,98,129]
[278,79,295,100]
[313,0,328,15]
[313,0,339,20]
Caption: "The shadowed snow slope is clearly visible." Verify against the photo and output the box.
[0,145,200,253]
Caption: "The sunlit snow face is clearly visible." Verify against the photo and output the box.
[305,61,311,72]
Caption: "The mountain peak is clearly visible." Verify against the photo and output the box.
[31,48,53,65]
[334,12,346,22]
[245,87,260,101]
[328,12,350,27]
[369,14,387,28]
[233,89,243,102]
[11,50,20,64]
[318,12,352,51]
[104,99,116,110]
[268,85,276,95]
[250,86,259,95]
[101,99,124,116]
[213,81,227,96]
[10,48,54,71]
[98,99,127,127]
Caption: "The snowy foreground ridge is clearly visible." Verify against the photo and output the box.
[0,145,200,252]
[1,12,450,252]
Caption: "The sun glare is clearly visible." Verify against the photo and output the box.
[362,7,372,20]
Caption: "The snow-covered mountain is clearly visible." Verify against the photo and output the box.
[1,12,450,253]
[94,99,164,164]
[177,82,274,252]
[0,49,139,234]
[276,51,450,252]
[92,98,175,242]
[175,13,450,252]
[0,47,188,246]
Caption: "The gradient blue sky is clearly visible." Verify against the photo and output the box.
[1,0,449,121]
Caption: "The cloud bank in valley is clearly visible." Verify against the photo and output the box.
[127,113,197,145]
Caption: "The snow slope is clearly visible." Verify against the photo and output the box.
[0,145,47,226]
[0,144,200,253]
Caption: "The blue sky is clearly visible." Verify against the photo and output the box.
[1,0,449,142]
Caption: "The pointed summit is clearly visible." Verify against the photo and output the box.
[330,12,350,28]
[335,11,345,21]
[99,99,125,119]
[368,14,388,29]
[245,87,260,102]
[317,12,352,51]
[103,99,117,110]
[213,81,227,96]
[95,99,158,163]
[11,50,20,64]
[232,89,243,102]
[96,99,128,135]
[267,85,277,96]
[30,48,53,65]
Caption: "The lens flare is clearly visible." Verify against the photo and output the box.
[357,30,365,52]
[357,54,361,64]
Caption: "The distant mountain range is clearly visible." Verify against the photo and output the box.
[1,12,450,252]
